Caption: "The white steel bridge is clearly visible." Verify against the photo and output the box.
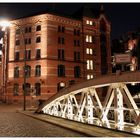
[37,71,140,135]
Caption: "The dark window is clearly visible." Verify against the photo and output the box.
[77,30,80,36]
[36,36,41,43]
[29,27,32,32]
[13,83,19,96]
[62,26,65,33]
[36,49,41,59]
[58,37,65,44]
[74,29,80,36]
[35,65,41,77]
[77,40,80,46]
[25,50,31,60]
[74,52,80,61]
[58,26,61,32]
[23,83,31,96]
[36,25,41,31]
[25,27,28,33]
[74,66,81,78]
[35,83,41,96]
[24,38,31,45]
[15,40,20,46]
[58,65,65,77]
[74,40,80,46]
[58,49,64,60]
[58,25,65,33]
[16,29,20,35]
[25,26,32,33]
[74,29,76,35]
[24,65,31,78]
[14,67,19,78]
[15,52,19,61]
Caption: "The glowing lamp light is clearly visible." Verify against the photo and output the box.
[0,20,10,31]
[0,20,10,27]
[60,82,65,87]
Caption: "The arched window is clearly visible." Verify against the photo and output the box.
[14,67,19,78]
[36,25,41,31]
[35,83,41,96]
[13,83,19,96]
[24,65,31,78]
[74,66,81,78]
[35,65,41,77]
[23,83,31,96]
[58,65,65,77]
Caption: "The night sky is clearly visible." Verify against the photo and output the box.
[0,3,140,39]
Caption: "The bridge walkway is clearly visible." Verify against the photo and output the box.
[20,111,139,137]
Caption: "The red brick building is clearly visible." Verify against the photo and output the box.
[3,6,111,104]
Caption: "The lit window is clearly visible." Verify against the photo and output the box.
[90,21,93,25]
[87,75,90,80]
[87,60,93,70]
[86,48,93,55]
[86,48,89,54]
[86,20,89,24]
[87,74,93,80]
[90,60,93,70]
[90,48,93,55]
[86,35,93,43]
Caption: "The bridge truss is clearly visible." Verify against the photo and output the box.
[38,72,140,135]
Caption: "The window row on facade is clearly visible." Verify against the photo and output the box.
[16,25,41,35]
[13,83,41,96]
[15,36,41,46]
[16,35,95,46]
[58,25,80,36]
[16,25,80,36]
[15,49,41,61]
[14,65,41,78]
[14,65,81,78]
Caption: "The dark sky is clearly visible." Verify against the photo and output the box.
[0,3,140,39]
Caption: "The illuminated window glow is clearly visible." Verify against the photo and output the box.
[86,20,93,25]
[87,60,93,70]
[86,35,93,43]
[87,74,93,80]
[86,48,93,55]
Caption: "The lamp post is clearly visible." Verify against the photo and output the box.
[0,19,40,110]
[12,22,27,111]
[0,21,10,103]
[0,20,27,110]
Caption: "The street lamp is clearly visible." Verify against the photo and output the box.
[0,20,27,110]
[0,20,10,103]
[0,19,40,111]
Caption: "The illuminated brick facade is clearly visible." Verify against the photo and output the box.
[5,7,111,104]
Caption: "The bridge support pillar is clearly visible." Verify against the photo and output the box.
[114,87,124,130]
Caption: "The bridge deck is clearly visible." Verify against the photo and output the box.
[21,111,139,137]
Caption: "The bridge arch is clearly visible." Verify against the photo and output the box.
[37,71,140,135]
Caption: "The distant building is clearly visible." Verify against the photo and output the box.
[0,5,111,104]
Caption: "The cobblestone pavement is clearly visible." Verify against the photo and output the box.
[0,104,86,137]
